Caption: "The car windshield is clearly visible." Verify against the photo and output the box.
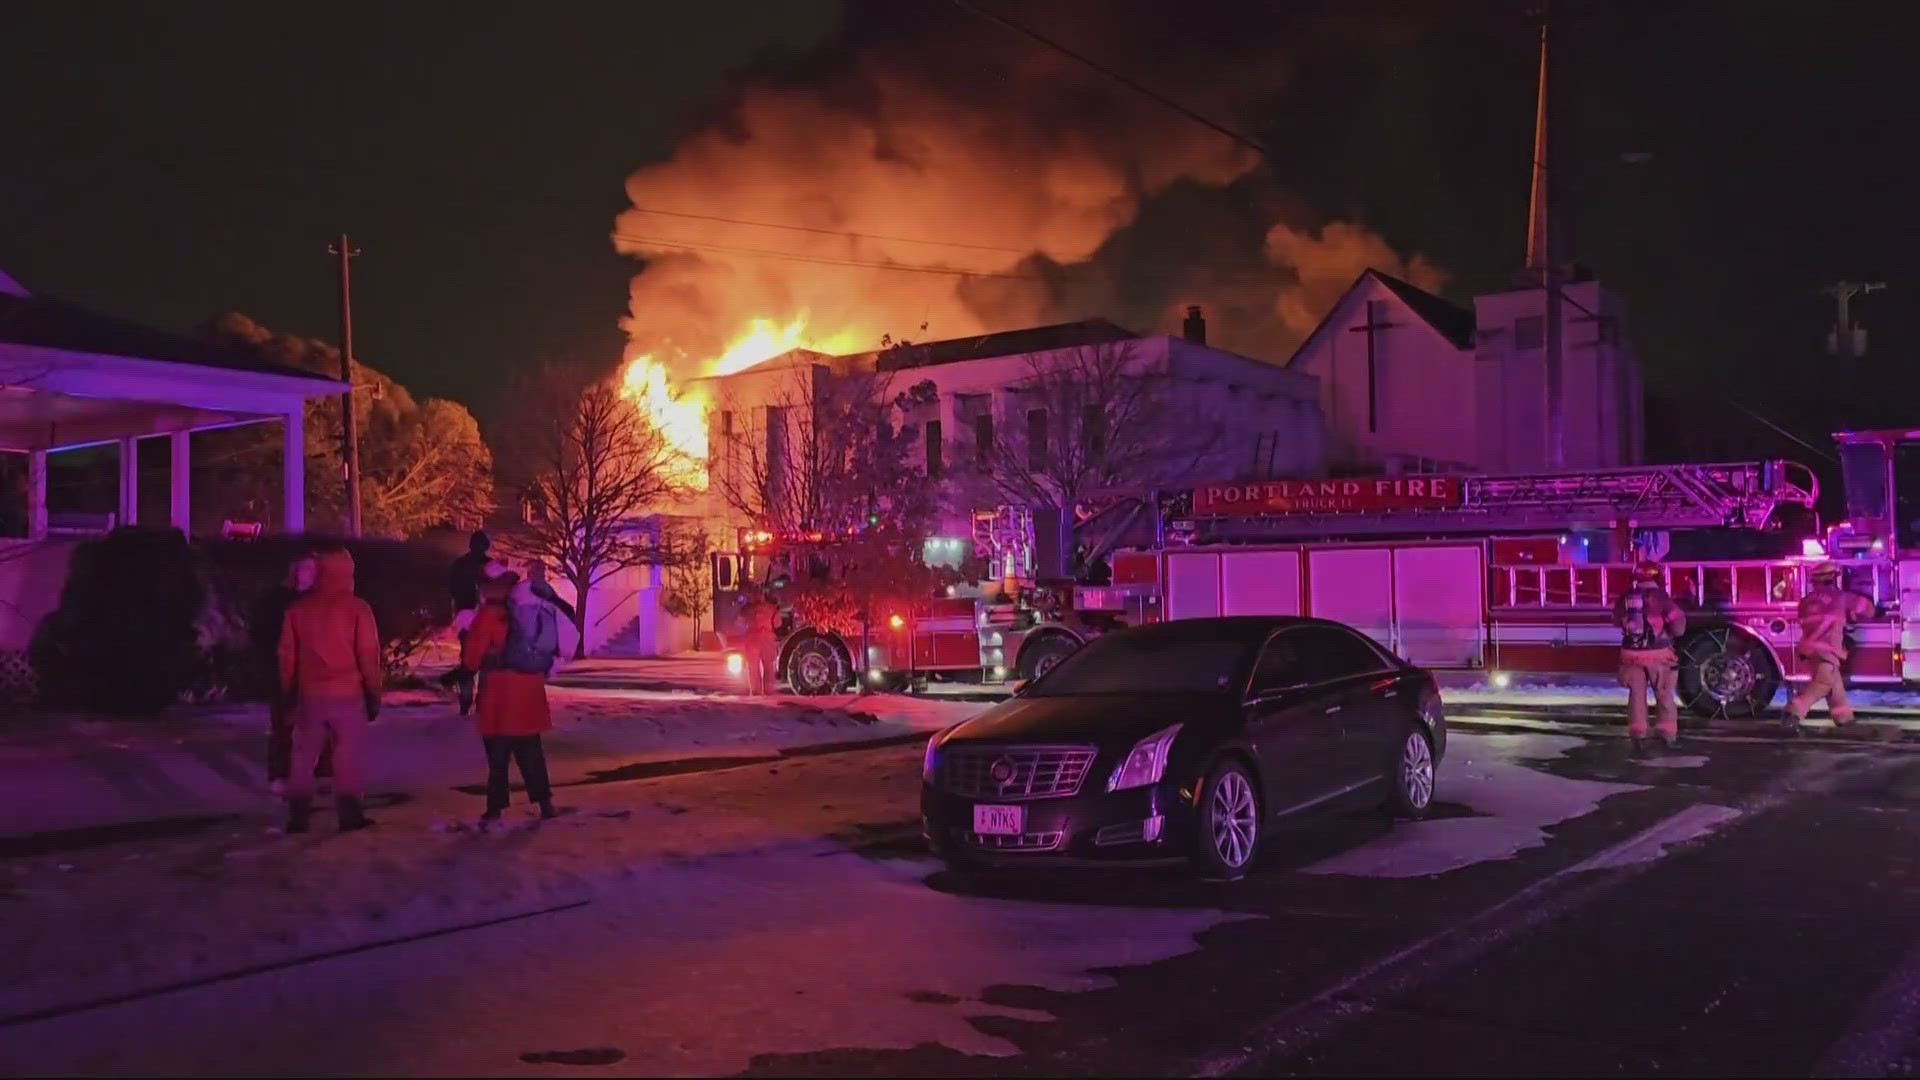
[1025,629,1253,697]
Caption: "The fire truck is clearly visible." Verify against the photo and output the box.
[710,505,1116,695]
[1079,429,1920,719]
[714,429,1920,714]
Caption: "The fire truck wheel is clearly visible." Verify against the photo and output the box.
[1017,633,1080,681]
[1677,627,1781,720]
[784,634,851,696]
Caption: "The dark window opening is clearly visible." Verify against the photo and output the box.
[973,413,993,469]
[1027,408,1049,471]
[1083,404,1106,457]
[925,418,943,478]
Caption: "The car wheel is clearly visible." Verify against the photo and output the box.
[1191,758,1261,881]
[1385,724,1437,820]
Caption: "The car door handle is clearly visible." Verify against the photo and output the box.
[1324,704,1342,715]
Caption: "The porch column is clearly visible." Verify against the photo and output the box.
[117,437,138,527]
[169,430,192,534]
[282,410,305,535]
[27,450,47,541]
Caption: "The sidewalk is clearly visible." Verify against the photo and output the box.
[0,685,978,840]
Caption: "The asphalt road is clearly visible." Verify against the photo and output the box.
[7,720,1920,1077]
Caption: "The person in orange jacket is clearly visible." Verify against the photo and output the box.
[460,571,558,826]
[277,547,383,833]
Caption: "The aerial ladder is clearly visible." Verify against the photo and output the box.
[1160,460,1821,544]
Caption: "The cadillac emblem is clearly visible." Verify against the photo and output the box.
[990,757,1016,784]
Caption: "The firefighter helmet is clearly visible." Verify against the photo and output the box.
[1632,561,1663,583]
[1810,561,1842,583]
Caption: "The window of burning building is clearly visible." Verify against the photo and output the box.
[1082,403,1107,458]
[925,418,943,478]
[954,393,993,470]
[1027,408,1050,470]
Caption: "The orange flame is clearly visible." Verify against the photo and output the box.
[617,315,871,489]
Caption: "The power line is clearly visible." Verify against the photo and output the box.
[621,206,1034,255]
[945,0,1271,159]
[611,231,1397,281]
[612,233,1038,280]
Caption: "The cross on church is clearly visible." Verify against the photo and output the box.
[1347,300,1398,433]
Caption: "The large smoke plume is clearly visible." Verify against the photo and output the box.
[613,1,1447,377]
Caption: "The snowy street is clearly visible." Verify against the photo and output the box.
[8,687,1920,1075]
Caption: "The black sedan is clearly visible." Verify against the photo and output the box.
[921,616,1447,879]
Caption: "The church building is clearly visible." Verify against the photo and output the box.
[1284,20,1645,476]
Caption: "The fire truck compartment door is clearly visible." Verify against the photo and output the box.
[1220,551,1302,617]
[1391,545,1486,668]
[1307,548,1395,654]
[1165,552,1222,620]
[1900,559,1920,681]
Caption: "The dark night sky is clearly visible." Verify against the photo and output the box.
[3,0,1917,455]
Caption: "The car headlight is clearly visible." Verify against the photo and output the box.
[1108,723,1182,792]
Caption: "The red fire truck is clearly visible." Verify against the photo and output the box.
[1079,430,1920,719]
[710,506,1116,695]
[715,429,1920,714]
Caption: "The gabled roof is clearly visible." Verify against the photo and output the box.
[0,291,338,383]
[865,318,1138,371]
[1284,269,1477,367]
[1370,271,1475,349]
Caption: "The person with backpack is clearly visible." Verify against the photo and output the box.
[1615,561,1687,753]
[459,569,560,826]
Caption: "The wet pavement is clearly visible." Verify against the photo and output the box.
[6,721,1920,1076]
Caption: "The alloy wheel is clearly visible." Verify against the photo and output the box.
[1400,731,1435,811]
[1209,770,1258,870]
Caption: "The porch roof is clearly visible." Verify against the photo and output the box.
[0,277,343,451]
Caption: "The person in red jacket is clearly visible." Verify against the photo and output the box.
[277,547,383,833]
[460,571,557,826]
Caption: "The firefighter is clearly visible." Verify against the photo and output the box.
[740,585,781,696]
[1783,562,1876,735]
[1616,561,1687,752]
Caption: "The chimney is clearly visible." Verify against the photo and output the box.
[1182,305,1206,344]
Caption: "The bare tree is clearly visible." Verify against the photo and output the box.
[968,341,1224,559]
[501,362,698,658]
[709,359,938,539]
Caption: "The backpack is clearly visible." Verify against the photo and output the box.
[500,599,560,675]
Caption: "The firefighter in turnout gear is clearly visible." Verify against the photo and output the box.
[1616,561,1687,752]
[1783,562,1876,735]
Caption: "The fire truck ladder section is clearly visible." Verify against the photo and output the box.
[1186,460,1819,541]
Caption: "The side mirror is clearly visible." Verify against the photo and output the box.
[1010,679,1030,696]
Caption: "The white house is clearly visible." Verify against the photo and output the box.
[0,267,344,681]
[688,315,1324,575]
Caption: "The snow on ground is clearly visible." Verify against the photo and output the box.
[0,687,977,839]
[0,699,992,1024]
[1306,732,1643,879]
[1,836,1247,1075]
[1438,673,1920,716]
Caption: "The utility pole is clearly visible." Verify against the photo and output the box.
[1824,280,1886,358]
[328,234,365,537]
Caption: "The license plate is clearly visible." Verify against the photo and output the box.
[972,804,1025,836]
